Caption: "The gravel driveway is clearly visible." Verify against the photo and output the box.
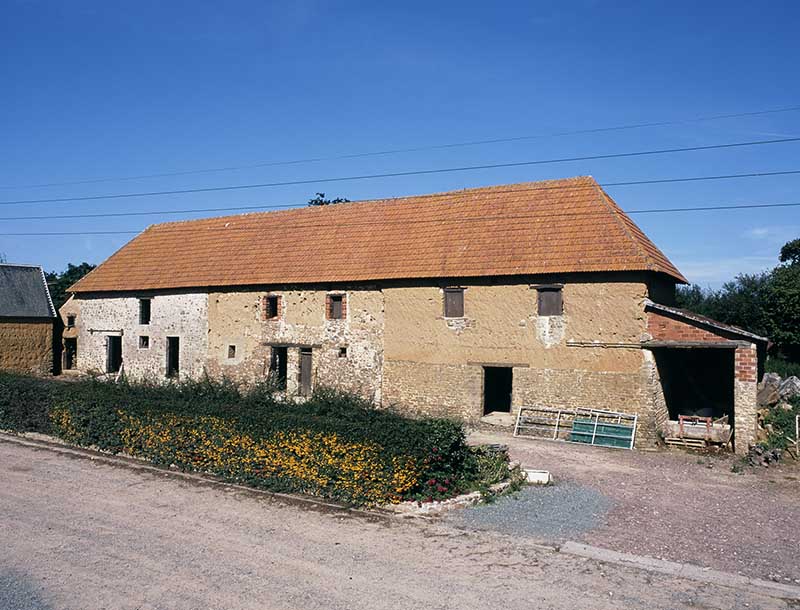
[1,438,792,610]
[468,430,800,584]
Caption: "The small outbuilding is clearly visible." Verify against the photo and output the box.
[0,264,57,375]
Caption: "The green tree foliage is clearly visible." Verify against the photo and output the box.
[307,192,350,206]
[676,238,800,361]
[45,262,95,311]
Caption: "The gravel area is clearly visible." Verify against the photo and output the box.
[447,482,611,541]
[468,430,800,584]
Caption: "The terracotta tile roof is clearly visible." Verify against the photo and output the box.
[70,176,687,293]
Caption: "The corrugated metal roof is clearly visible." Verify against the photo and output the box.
[70,176,687,293]
[0,264,56,318]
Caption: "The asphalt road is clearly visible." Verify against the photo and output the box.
[0,439,792,610]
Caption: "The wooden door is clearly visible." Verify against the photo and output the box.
[299,348,312,397]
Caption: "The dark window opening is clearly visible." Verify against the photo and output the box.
[269,346,288,390]
[537,287,563,316]
[338,346,348,358]
[106,336,122,374]
[139,336,149,349]
[444,288,464,318]
[66,315,76,328]
[328,294,344,320]
[483,366,512,415]
[139,298,152,325]
[64,338,77,370]
[264,295,280,319]
[166,336,180,378]
[299,348,313,397]
[228,345,236,359]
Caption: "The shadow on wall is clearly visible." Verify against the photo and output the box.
[0,570,55,610]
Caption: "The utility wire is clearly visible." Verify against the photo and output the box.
[3,104,799,190]
[1,137,799,207]
[2,168,800,221]
[2,201,799,236]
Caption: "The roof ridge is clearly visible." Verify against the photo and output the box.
[148,175,597,229]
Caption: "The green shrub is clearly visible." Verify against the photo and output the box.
[0,372,492,506]
[761,396,800,451]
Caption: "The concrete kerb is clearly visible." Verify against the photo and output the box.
[560,541,800,602]
[4,431,799,601]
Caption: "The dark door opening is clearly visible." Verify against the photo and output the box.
[106,336,122,374]
[166,336,180,378]
[483,366,512,415]
[299,348,313,397]
[269,346,288,390]
[653,348,734,421]
[64,338,77,370]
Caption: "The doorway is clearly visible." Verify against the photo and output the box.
[64,338,77,370]
[299,348,313,397]
[269,346,288,390]
[483,366,512,415]
[106,336,122,374]
[166,336,180,378]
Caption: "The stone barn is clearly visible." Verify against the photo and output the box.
[0,264,57,375]
[62,176,765,452]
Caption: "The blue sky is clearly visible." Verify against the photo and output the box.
[1,0,799,286]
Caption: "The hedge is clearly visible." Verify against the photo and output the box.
[0,373,483,505]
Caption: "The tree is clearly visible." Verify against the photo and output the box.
[779,238,800,265]
[307,192,350,206]
[45,262,96,311]
[675,237,800,361]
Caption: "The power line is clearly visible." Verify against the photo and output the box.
[3,168,800,221]
[2,200,799,236]
[1,136,799,207]
[3,104,799,190]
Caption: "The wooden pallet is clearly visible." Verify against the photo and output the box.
[664,437,707,449]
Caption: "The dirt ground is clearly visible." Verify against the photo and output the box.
[1,439,795,610]
[470,429,800,584]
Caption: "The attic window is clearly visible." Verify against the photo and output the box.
[139,336,150,349]
[443,288,464,318]
[338,346,348,358]
[263,295,280,320]
[139,298,151,325]
[327,294,346,320]
[66,315,76,328]
[537,286,563,316]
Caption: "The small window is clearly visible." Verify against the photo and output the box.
[139,298,151,325]
[328,294,345,320]
[338,346,348,358]
[263,295,280,320]
[66,315,76,328]
[139,336,150,349]
[537,286,563,316]
[228,345,236,359]
[443,288,464,318]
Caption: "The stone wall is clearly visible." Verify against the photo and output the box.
[206,286,384,401]
[734,344,758,453]
[73,292,208,380]
[0,318,53,375]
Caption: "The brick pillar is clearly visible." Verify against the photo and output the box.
[733,344,758,454]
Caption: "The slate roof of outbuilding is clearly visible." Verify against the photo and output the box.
[0,264,56,318]
[69,176,687,293]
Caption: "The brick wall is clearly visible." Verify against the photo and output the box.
[647,311,729,343]
[0,318,53,375]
